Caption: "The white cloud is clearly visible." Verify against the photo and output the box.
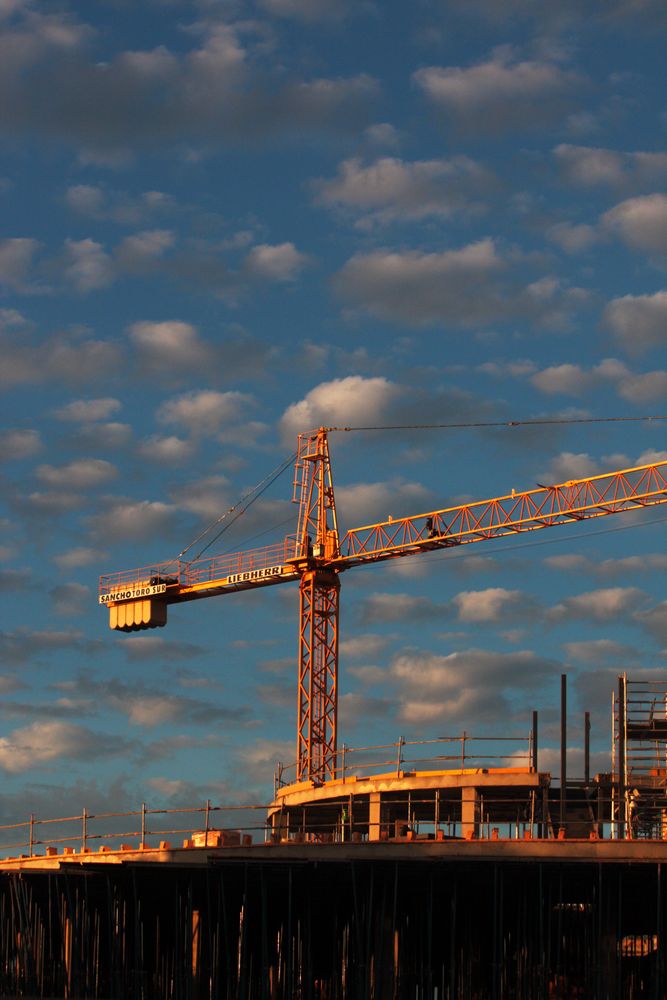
[563,639,636,664]
[0,331,120,386]
[530,356,667,403]
[65,184,105,215]
[391,647,558,725]
[531,363,596,396]
[0,428,42,461]
[0,237,40,291]
[257,0,349,19]
[339,633,392,659]
[137,435,195,464]
[170,475,231,520]
[22,491,85,514]
[616,369,667,403]
[541,452,603,481]
[638,601,667,645]
[364,122,400,149]
[53,546,108,570]
[50,582,90,617]
[0,14,379,150]
[358,592,446,624]
[244,243,309,281]
[550,586,647,622]
[36,458,118,489]
[280,375,405,439]
[336,479,432,528]
[604,291,667,354]
[313,155,495,224]
[597,554,667,578]
[126,696,186,727]
[334,239,503,326]
[602,194,667,256]
[414,53,580,132]
[116,228,175,270]
[452,587,528,623]
[65,185,174,224]
[120,636,205,663]
[70,422,132,450]
[333,239,583,328]
[157,389,255,435]
[88,499,177,543]
[129,319,209,371]
[543,554,590,573]
[554,144,667,189]
[0,307,27,329]
[0,628,92,666]
[0,721,121,773]
[54,398,122,422]
[64,238,115,292]
[546,222,598,253]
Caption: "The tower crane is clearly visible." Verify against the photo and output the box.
[100,427,667,785]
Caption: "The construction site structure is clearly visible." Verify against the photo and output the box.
[100,428,667,792]
[2,682,667,998]
[613,673,667,840]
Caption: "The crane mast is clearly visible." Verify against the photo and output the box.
[100,430,667,786]
[291,429,341,782]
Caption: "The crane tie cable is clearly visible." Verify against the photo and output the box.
[179,452,296,562]
[323,415,667,432]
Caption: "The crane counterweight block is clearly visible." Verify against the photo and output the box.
[109,598,167,631]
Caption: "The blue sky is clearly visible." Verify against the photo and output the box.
[3,0,667,824]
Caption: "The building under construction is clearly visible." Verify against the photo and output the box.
[1,674,667,998]
[3,433,666,996]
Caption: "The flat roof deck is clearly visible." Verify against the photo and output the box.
[4,835,667,871]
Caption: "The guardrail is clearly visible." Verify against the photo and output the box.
[3,781,667,859]
[0,801,268,859]
[274,732,535,791]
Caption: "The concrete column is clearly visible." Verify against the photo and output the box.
[271,809,288,841]
[461,787,480,838]
[368,791,382,841]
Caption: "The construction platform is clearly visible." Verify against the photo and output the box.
[3,683,667,997]
[269,765,550,842]
[1,838,667,998]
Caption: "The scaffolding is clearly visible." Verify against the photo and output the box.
[613,674,667,839]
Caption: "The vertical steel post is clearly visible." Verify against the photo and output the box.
[141,802,146,847]
[531,711,538,771]
[657,863,663,996]
[584,711,591,785]
[82,807,87,852]
[395,737,404,777]
[560,674,567,832]
[618,674,626,840]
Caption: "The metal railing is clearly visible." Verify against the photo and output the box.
[275,732,534,791]
[0,801,268,859]
[99,538,299,597]
[3,788,667,858]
